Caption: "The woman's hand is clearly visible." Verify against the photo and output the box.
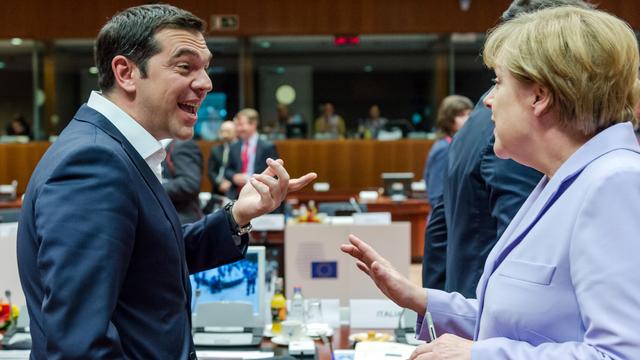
[409,334,473,360]
[340,234,426,314]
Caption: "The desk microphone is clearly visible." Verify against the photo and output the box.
[349,197,363,213]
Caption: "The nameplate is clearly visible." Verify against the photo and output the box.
[349,299,402,329]
[358,191,379,202]
[251,214,285,231]
[352,212,391,225]
[313,182,330,192]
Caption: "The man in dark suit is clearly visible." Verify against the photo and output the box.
[225,108,279,199]
[16,5,315,359]
[208,120,236,198]
[162,139,203,224]
[422,0,592,298]
[422,96,542,297]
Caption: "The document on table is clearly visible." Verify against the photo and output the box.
[196,350,274,359]
[354,341,416,360]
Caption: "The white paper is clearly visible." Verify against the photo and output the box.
[354,341,415,360]
[196,350,274,359]
[352,212,392,225]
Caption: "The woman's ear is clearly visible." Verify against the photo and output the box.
[111,55,138,94]
[532,84,552,117]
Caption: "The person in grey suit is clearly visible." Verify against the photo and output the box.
[16,5,316,359]
[225,108,279,199]
[162,139,203,224]
[208,120,236,198]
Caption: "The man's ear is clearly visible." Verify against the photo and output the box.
[111,55,138,93]
[532,84,552,117]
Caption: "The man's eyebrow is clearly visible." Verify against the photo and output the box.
[171,48,212,63]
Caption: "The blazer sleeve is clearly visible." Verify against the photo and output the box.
[472,170,640,359]
[224,143,241,181]
[182,210,249,274]
[162,141,202,202]
[422,200,447,289]
[266,141,279,162]
[416,289,478,341]
[480,137,542,240]
[34,146,137,358]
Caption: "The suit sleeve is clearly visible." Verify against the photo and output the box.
[472,169,640,359]
[422,200,447,289]
[416,289,478,341]
[182,210,249,274]
[224,144,240,181]
[162,141,202,202]
[480,137,542,240]
[267,142,279,162]
[207,147,222,192]
[34,146,136,359]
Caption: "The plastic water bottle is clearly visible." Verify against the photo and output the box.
[289,286,305,322]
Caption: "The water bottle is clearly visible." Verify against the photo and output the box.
[289,286,305,322]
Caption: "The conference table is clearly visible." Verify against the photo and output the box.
[0,327,395,359]
[255,326,395,359]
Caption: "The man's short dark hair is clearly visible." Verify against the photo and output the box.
[95,4,205,92]
[501,0,594,22]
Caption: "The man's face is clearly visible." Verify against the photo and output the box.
[218,122,236,142]
[234,115,257,140]
[133,28,213,140]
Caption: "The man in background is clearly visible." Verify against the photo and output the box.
[314,102,346,139]
[208,120,236,199]
[226,108,279,199]
[162,139,203,224]
[422,0,591,298]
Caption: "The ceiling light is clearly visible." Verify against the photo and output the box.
[10,38,23,46]
[88,66,98,75]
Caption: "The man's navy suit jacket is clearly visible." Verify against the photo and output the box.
[17,105,247,359]
[423,94,542,298]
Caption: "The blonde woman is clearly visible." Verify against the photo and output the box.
[343,6,640,359]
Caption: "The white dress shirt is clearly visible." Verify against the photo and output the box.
[86,91,166,181]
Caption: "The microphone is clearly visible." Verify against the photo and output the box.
[349,197,362,213]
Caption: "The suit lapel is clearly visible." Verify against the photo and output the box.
[253,140,264,171]
[74,105,184,255]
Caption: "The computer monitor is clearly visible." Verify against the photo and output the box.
[286,122,307,139]
[190,246,266,324]
[381,172,414,197]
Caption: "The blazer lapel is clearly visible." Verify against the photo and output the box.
[74,105,183,250]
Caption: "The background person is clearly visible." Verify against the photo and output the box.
[422,95,473,207]
[225,108,279,199]
[161,139,203,224]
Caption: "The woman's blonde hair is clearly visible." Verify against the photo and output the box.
[483,6,640,137]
